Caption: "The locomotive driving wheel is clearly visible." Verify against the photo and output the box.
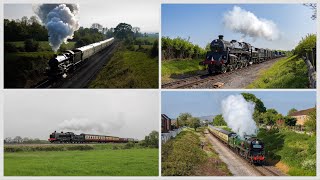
[221,64,227,73]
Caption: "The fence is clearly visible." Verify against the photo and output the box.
[304,47,316,88]
[161,127,184,144]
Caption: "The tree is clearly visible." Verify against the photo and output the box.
[212,114,227,126]
[114,23,134,41]
[284,116,297,126]
[305,108,316,133]
[151,39,159,57]
[13,136,22,143]
[189,117,201,131]
[262,109,279,126]
[178,113,192,126]
[241,93,266,113]
[91,23,103,32]
[287,108,298,115]
[303,3,317,20]
[141,130,159,148]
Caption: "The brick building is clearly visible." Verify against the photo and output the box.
[161,114,172,133]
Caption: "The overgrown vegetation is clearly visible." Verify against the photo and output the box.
[161,130,207,176]
[258,128,316,176]
[162,128,230,176]
[248,34,315,89]
[162,37,206,60]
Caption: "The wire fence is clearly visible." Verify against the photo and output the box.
[161,127,184,144]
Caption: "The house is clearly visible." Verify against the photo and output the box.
[289,108,315,126]
[161,114,172,133]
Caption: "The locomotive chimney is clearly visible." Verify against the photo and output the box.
[218,35,224,40]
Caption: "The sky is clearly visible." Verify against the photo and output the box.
[162,4,316,50]
[4,0,159,32]
[162,91,316,119]
[4,90,159,140]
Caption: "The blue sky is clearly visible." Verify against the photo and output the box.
[162,91,316,119]
[162,4,316,50]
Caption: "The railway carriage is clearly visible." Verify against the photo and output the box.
[48,130,137,144]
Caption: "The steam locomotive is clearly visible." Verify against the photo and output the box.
[208,125,265,164]
[200,35,285,74]
[46,37,115,79]
[48,131,138,143]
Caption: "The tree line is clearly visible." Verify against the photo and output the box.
[4,136,48,144]
[162,37,206,60]
[174,113,202,131]
[4,16,158,57]
[211,93,316,133]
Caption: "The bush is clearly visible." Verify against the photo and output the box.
[24,39,39,52]
[4,42,19,53]
[294,34,316,57]
[123,142,135,149]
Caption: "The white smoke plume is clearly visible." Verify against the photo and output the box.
[58,113,125,135]
[34,4,80,52]
[221,95,258,139]
[223,6,280,41]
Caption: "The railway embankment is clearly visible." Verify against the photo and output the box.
[161,128,231,176]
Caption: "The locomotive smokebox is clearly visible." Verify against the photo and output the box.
[218,35,224,40]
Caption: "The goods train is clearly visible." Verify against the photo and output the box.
[208,125,265,164]
[200,35,285,74]
[46,37,115,79]
[48,131,138,143]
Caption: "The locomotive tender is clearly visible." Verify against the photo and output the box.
[200,35,284,74]
[48,131,138,143]
[208,125,265,164]
[46,37,115,79]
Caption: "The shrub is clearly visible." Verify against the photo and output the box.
[24,39,39,52]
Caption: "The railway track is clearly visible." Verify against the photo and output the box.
[206,130,285,176]
[162,58,282,89]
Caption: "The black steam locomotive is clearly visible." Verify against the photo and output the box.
[46,37,114,79]
[200,35,284,74]
[48,131,138,143]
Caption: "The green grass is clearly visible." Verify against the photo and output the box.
[4,51,54,88]
[162,128,230,176]
[258,128,316,176]
[4,148,158,176]
[162,59,205,82]
[247,55,309,88]
[7,41,76,52]
[90,50,158,88]
[136,36,158,44]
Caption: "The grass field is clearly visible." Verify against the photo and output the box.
[162,128,230,176]
[258,128,316,176]
[247,55,309,88]
[4,144,158,176]
[90,50,158,88]
[162,59,205,83]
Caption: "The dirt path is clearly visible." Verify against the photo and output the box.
[205,132,261,176]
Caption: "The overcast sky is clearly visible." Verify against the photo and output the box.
[4,0,160,32]
[4,90,159,140]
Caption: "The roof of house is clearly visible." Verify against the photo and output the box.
[161,114,171,121]
[289,108,315,116]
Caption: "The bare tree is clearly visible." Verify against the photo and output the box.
[303,3,317,20]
